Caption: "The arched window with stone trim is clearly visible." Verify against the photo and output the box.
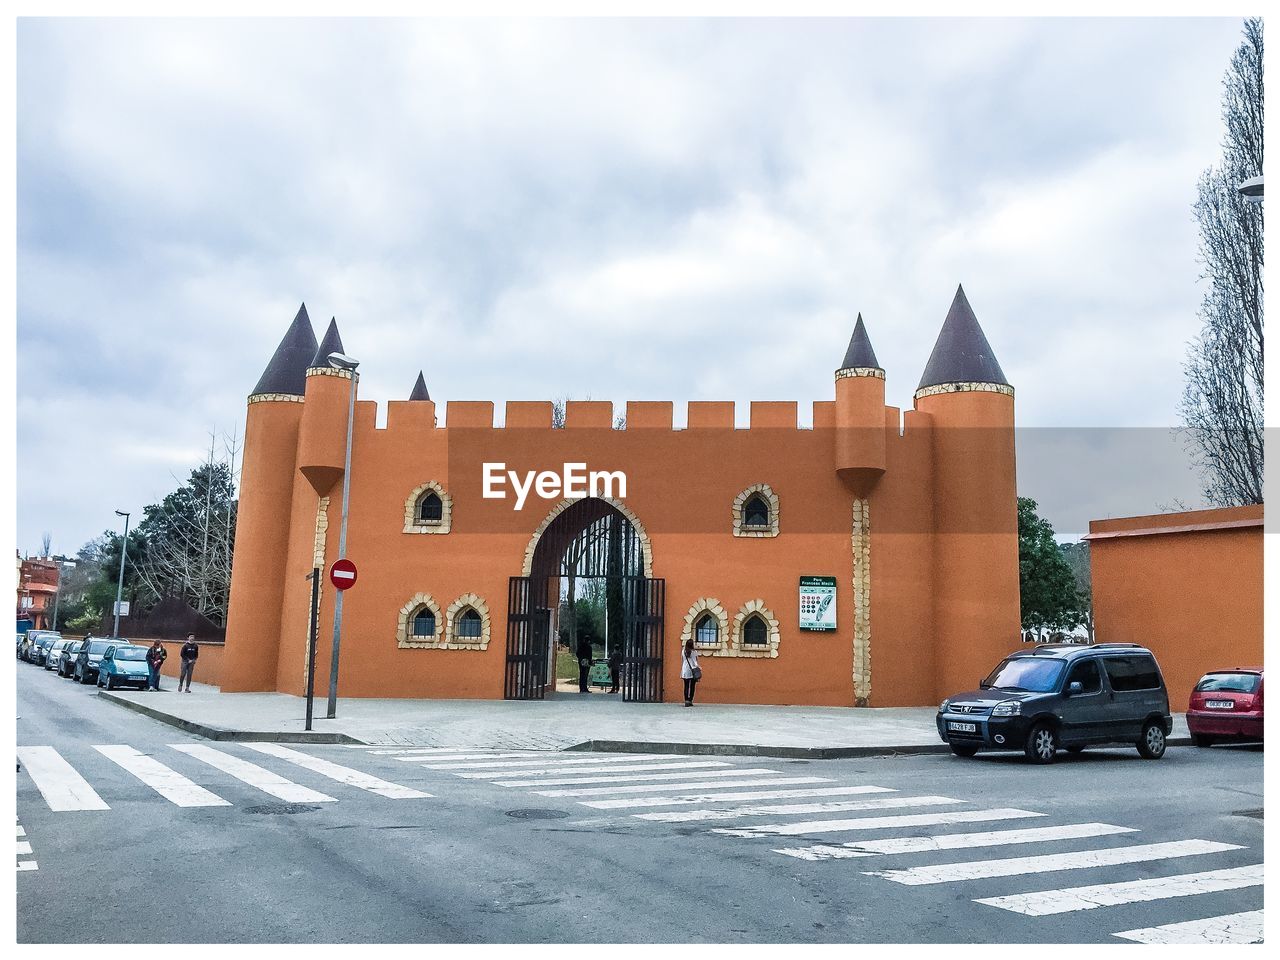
[444,593,491,649]
[412,607,437,638]
[732,483,780,538]
[695,613,720,646]
[396,593,442,648]
[457,608,482,639]
[681,597,728,653]
[742,613,768,646]
[404,481,452,534]
[729,599,781,658]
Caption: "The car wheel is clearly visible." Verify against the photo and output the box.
[1191,734,1215,748]
[1024,723,1058,764]
[1066,745,1084,754]
[949,743,979,758]
[105,675,116,691]
[1137,721,1167,759]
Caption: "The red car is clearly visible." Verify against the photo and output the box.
[1187,668,1264,746]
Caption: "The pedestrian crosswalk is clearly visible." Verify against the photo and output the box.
[17,817,37,873]
[371,745,1263,944]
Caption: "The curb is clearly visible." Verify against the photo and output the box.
[95,691,364,744]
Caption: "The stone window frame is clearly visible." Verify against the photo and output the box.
[396,593,443,649]
[443,593,491,650]
[728,599,781,659]
[732,483,780,538]
[680,598,729,654]
[403,481,453,534]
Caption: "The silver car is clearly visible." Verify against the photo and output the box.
[43,638,70,670]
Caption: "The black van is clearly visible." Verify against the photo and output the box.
[936,643,1173,764]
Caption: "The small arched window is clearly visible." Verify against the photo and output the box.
[743,495,770,528]
[412,608,436,638]
[695,613,719,646]
[742,614,768,646]
[418,492,443,523]
[457,608,483,639]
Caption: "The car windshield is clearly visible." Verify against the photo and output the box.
[113,647,148,661]
[1195,673,1261,694]
[86,641,111,655]
[982,657,1066,693]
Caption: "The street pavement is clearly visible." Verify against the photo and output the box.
[17,660,1263,944]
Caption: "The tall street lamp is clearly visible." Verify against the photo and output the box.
[51,560,76,633]
[112,510,130,638]
[325,351,360,719]
[1237,175,1264,202]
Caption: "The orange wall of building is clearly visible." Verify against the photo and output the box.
[1088,505,1263,704]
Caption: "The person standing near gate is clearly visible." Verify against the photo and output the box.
[178,634,199,692]
[681,638,701,707]
[146,639,167,691]
[576,635,592,694]
[608,646,621,694]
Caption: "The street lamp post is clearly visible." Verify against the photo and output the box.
[112,510,130,638]
[50,560,75,633]
[325,352,360,719]
[1237,175,1264,202]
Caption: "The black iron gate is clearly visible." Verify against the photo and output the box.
[620,576,665,703]
[505,576,550,700]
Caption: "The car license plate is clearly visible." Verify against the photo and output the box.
[1206,700,1234,709]
[948,721,977,733]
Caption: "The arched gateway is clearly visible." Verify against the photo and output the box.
[505,497,665,702]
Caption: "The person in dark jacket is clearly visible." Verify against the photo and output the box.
[146,640,167,691]
[608,647,621,694]
[178,634,199,693]
[576,635,592,694]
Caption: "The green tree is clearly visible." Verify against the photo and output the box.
[1017,497,1082,639]
[1059,541,1095,643]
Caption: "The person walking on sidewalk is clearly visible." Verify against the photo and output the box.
[576,635,593,694]
[608,646,621,694]
[681,638,701,707]
[146,640,167,691]
[178,634,199,692]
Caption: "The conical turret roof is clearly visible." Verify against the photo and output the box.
[408,371,431,401]
[250,303,318,397]
[838,314,881,370]
[308,317,346,369]
[916,285,1009,391]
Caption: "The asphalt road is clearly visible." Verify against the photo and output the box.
[16,659,1264,944]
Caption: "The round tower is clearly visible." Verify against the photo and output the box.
[913,285,1019,701]
[834,313,887,498]
[222,304,318,691]
[297,318,354,497]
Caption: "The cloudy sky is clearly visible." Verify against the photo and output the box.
[17,16,1247,552]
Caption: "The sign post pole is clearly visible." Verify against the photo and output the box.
[304,568,321,732]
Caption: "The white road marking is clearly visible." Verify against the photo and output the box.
[505,767,794,788]
[1113,910,1264,944]
[94,745,231,808]
[636,795,962,823]
[421,755,724,771]
[535,776,828,798]
[171,744,337,804]
[242,743,432,799]
[581,785,894,810]
[16,746,111,811]
[867,839,1244,886]
[16,825,25,837]
[715,807,1045,838]
[386,751,535,760]
[17,841,32,855]
[774,823,1137,860]
[457,761,731,780]
[976,864,1265,916]
[17,862,37,872]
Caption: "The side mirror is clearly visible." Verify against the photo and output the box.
[1067,681,1083,696]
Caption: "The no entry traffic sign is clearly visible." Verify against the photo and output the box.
[329,558,358,590]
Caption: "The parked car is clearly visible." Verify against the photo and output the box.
[56,639,84,677]
[29,632,61,667]
[43,638,70,670]
[96,644,151,690]
[74,638,116,685]
[1187,668,1264,747]
[936,643,1173,764]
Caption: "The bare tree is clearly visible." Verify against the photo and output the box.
[40,532,52,557]
[1182,18,1264,506]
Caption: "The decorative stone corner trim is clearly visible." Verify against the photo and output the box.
[732,483,780,538]
[913,381,1014,401]
[680,597,729,654]
[396,593,444,648]
[443,593,492,650]
[851,497,871,705]
[835,367,886,381]
[302,496,331,686]
[248,392,305,404]
[521,498,654,577]
[305,365,354,380]
[728,599,781,659]
[403,480,453,534]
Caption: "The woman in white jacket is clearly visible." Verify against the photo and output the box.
[680,638,701,707]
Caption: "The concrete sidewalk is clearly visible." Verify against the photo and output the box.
[95,682,1192,756]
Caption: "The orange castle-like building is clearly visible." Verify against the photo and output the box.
[223,286,1020,707]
